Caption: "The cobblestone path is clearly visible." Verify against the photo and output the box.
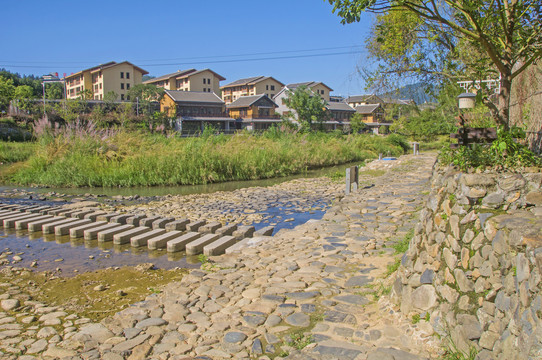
[0,154,442,359]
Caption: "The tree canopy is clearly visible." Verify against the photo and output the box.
[328,0,542,127]
[282,85,329,131]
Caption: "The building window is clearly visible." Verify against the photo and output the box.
[266,85,269,90]
[127,83,130,90]
[99,83,102,89]
[271,85,275,90]
[271,94,274,98]
[126,72,130,79]
[121,94,125,101]
[121,83,125,90]
[127,95,130,101]
[120,72,124,79]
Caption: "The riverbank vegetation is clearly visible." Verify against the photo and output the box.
[0,122,411,187]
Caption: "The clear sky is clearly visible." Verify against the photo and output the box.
[1,0,375,97]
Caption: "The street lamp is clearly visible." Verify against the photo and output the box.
[41,73,65,116]
[457,92,476,109]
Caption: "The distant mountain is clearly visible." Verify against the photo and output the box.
[379,83,437,105]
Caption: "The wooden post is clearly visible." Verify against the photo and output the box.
[345,166,359,195]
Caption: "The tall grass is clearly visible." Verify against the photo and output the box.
[0,142,37,163]
[6,129,408,187]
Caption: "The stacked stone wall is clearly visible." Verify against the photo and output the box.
[394,163,542,359]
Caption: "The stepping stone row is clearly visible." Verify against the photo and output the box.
[0,203,275,256]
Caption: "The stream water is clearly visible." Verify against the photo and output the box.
[0,161,361,274]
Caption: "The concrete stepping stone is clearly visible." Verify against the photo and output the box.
[147,230,183,250]
[42,218,81,234]
[131,229,166,247]
[4,213,45,228]
[27,216,65,232]
[113,226,152,245]
[152,218,175,229]
[110,214,131,224]
[15,215,54,230]
[126,215,146,226]
[47,208,66,215]
[232,225,255,240]
[225,236,269,254]
[139,216,161,227]
[254,226,274,236]
[216,224,237,236]
[165,219,190,231]
[166,232,201,253]
[186,233,220,255]
[70,209,96,219]
[55,219,92,235]
[96,213,120,222]
[98,224,134,242]
[186,220,206,231]
[54,209,81,217]
[69,221,107,238]
[200,222,222,234]
[84,223,124,240]
[83,211,107,221]
[0,210,16,216]
[27,206,50,213]
[40,206,60,215]
[0,212,29,222]
[204,235,236,256]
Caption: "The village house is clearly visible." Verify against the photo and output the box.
[226,94,280,131]
[144,69,225,94]
[220,76,284,104]
[324,101,356,130]
[354,103,389,134]
[64,61,148,101]
[345,94,384,108]
[160,90,234,132]
[273,81,333,117]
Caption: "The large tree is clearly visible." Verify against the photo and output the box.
[282,85,329,130]
[328,0,542,128]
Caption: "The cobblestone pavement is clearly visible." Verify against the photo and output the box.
[0,153,443,359]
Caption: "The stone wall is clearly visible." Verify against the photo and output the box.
[393,163,542,359]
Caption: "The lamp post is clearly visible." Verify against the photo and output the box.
[456,92,476,127]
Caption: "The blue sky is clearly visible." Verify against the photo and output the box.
[1,0,374,96]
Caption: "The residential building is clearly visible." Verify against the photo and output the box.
[274,81,333,116]
[144,69,225,94]
[346,94,384,108]
[355,104,385,123]
[220,76,284,104]
[227,94,280,130]
[64,61,148,101]
[325,101,356,130]
[160,90,233,132]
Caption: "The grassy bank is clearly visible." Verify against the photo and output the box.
[2,130,409,187]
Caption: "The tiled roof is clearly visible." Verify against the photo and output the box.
[286,81,333,92]
[326,102,355,112]
[179,69,226,81]
[144,69,196,83]
[165,90,224,104]
[346,94,377,103]
[355,104,381,114]
[221,76,284,88]
[227,94,277,108]
[65,61,150,79]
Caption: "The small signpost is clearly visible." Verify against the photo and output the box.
[450,127,497,149]
[345,166,359,195]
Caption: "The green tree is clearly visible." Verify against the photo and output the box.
[128,84,165,116]
[0,76,16,112]
[282,85,329,131]
[349,113,366,133]
[14,85,34,111]
[45,83,64,99]
[328,0,542,128]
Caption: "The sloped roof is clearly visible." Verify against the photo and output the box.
[226,94,278,108]
[65,61,149,79]
[355,104,382,114]
[346,94,383,103]
[327,101,355,112]
[221,76,284,88]
[144,69,196,83]
[164,90,224,104]
[179,69,226,81]
[286,81,333,92]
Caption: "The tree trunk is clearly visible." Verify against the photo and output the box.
[497,73,512,129]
